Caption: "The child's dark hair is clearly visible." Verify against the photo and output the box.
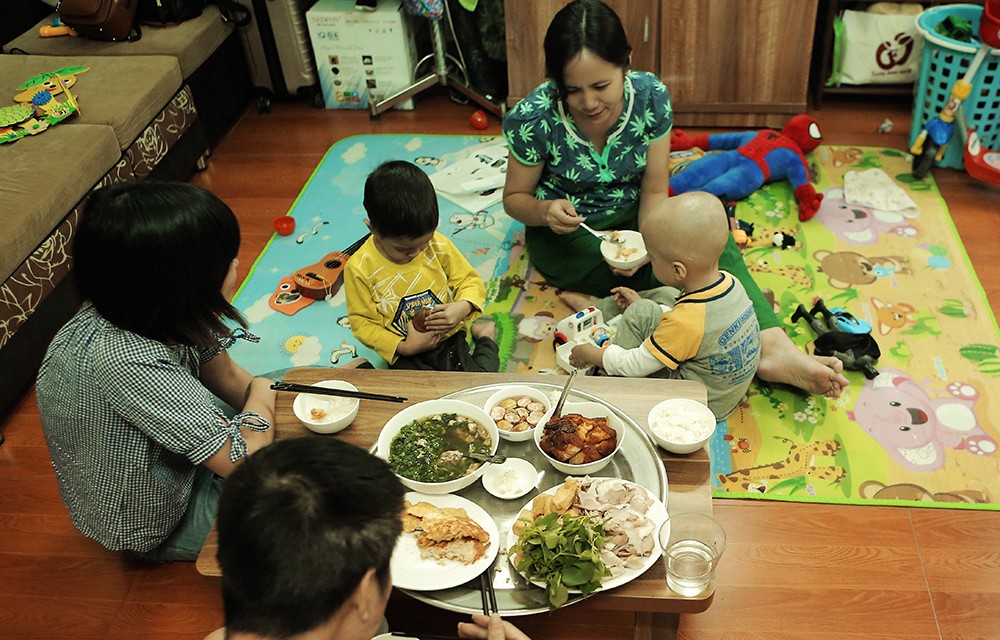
[544,0,632,99]
[363,160,438,237]
[74,181,245,347]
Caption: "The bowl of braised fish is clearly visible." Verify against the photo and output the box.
[377,399,500,494]
[533,401,624,475]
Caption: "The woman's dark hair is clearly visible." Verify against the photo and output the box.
[74,181,245,347]
[363,160,438,238]
[544,0,632,98]
[217,437,405,637]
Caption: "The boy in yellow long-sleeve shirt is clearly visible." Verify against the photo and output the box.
[343,161,499,371]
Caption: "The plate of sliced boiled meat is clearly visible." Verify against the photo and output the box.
[391,492,500,591]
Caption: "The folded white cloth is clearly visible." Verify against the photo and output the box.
[843,168,918,213]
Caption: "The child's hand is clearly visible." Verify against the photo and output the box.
[610,286,641,309]
[569,343,603,369]
[424,301,474,333]
[397,321,441,356]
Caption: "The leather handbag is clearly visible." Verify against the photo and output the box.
[57,0,141,41]
[136,0,204,25]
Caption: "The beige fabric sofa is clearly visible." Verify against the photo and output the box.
[0,6,252,418]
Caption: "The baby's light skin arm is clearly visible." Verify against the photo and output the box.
[569,343,604,369]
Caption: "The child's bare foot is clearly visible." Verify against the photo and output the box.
[471,318,496,341]
[557,290,598,312]
[757,327,850,397]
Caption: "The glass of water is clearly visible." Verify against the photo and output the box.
[659,512,726,597]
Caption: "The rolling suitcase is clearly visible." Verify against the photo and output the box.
[234,0,322,111]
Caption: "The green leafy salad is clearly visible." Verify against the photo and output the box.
[388,412,492,483]
[511,512,611,608]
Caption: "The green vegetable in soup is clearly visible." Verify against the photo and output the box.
[389,412,492,483]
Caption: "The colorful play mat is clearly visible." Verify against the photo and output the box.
[228,135,1000,510]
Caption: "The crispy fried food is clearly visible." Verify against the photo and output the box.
[403,500,490,564]
[539,413,618,464]
[512,479,581,536]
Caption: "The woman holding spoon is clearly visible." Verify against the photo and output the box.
[501,0,848,398]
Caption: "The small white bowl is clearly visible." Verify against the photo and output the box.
[376,399,500,494]
[483,385,551,442]
[600,230,647,270]
[646,398,717,454]
[292,380,360,434]
[533,401,624,475]
[481,457,539,500]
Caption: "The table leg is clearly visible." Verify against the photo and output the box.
[635,612,679,640]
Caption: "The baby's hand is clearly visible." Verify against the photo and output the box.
[570,343,602,369]
[424,301,473,332]
[610,286,641,309]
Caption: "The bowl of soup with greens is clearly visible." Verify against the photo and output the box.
[376,399,500,494]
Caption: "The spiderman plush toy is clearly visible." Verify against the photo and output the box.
[669,114,824,221]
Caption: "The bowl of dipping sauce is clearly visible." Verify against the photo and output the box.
[292,380,360,434]
[646,398,717,454]
[600,230,647,270]
[481,458,538,500]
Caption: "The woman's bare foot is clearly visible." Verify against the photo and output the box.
[757,327,850,398]
[557,290,598,312]
[471,318,496,341]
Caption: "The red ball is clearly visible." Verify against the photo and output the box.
[469,109,489,130]
[273,216,296,236]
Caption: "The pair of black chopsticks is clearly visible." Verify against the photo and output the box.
[270,380,406,403]
[480,568,498,616]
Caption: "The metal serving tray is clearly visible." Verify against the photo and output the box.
[397,381,669,616]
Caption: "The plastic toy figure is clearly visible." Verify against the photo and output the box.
[792,299,880,379]
[670,114,824,221]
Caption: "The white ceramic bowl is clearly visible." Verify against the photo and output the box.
[600,230,647,270]
[376,399,500,494]
[482,385,552,442]
[482,457,539,500]
[646,398,717,454]
[292,380,360,434]
[533,401,625,475]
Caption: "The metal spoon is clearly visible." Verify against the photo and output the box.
[579,221,625,244]
[552,368,581,419]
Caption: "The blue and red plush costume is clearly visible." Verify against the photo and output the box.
[669,114,824,221]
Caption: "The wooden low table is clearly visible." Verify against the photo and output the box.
[197,368,715,639]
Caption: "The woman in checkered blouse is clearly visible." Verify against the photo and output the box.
[36,182,276,562]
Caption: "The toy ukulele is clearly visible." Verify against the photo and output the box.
[292,233,370,299]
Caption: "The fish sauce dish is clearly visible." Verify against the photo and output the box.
[377,399,499,494]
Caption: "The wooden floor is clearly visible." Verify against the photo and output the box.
[2,89,999,640]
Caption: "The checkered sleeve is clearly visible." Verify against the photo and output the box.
[95,338,262,465]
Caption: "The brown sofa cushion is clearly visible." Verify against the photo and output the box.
[4,6,234,78]
[0,54,183,150]
[0,123,120,282]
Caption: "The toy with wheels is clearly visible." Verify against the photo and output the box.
[552,307,617,373]
[910,1,1000,180]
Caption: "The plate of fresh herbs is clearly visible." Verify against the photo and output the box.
[507,477,668,608]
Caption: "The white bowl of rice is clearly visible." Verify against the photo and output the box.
[600,230,647,270]
[646,398,717,454]
[292,379,360,434]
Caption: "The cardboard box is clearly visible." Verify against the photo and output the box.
[306,0,418,110]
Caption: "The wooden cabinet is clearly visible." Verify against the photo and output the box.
[660,0,819,128]
[503,0,659,107]
[504,0,819,128]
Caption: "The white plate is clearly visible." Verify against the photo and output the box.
[506,478,669,595]
[391,491,500,591]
